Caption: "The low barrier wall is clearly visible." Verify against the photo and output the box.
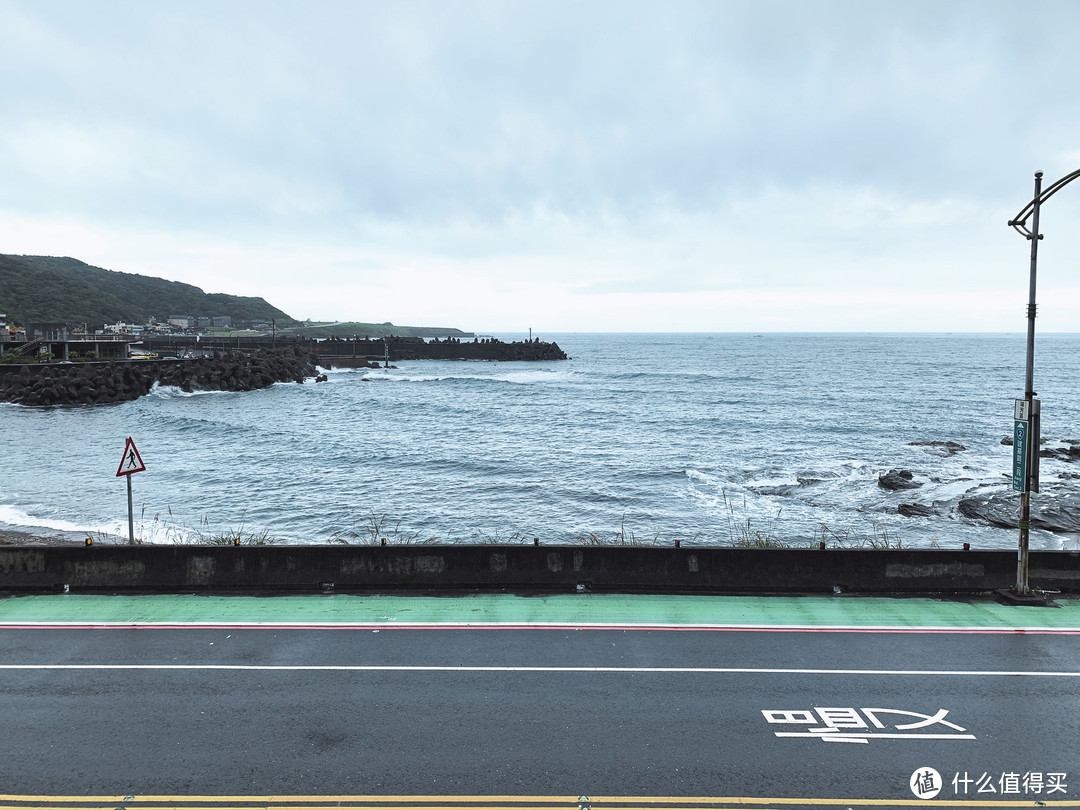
[1,546,1078,594]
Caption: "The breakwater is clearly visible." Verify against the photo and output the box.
[372,336,568,362]
[138,335,570,363]
[0,336,566,406]
[0,544,1077,594]
[0,347,317,406]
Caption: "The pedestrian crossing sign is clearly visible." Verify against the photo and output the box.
[116,436,146,477]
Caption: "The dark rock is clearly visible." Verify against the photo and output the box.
[1039,445,1080,463]
[751,484,800,497]
[909,440,967,456]
[958,497,1015,529]
[898,503,933,517]
[1001,436,1014,446]
[878,469,922,490]
[959,492,1080,533]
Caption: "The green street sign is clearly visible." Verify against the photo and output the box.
[1012,419,1028,492]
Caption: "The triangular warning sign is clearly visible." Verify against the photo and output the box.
[116,436,146,476]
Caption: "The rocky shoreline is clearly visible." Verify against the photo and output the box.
[877,440,1080,535]
[0,346,318,406]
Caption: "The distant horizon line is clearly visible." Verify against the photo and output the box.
[469,329,1078,336]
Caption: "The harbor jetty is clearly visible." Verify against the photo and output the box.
[0,336,568,406]
[0,346,317,406]
[305,335,569,366]
[129,335,568,365]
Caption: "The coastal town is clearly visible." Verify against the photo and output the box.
[0,311,281,362]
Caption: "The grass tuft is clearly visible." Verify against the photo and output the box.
[721,489,789,547]
[332,514,437,546]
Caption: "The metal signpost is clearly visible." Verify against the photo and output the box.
[115,436,147,545]
[1007,167,1080,594]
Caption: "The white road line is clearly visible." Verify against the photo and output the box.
[0,664,1078,676]
[3,621,1080,631]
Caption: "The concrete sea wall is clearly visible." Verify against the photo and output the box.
[0,545,1076,594]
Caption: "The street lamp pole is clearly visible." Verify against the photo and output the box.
[1017,171,1042,595]
[1007,167,1080,594]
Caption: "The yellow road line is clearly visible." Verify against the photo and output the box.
[592,801,1080,807]
[1,798,1078,809]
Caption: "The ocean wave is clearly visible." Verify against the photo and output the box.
[0,504,199,544]
[0,505,94,533]
[360,370,559,385]
[1,502,221,544]
[147,382,235,399]
[684,468,720,486]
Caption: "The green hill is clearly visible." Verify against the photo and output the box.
[0,254,293,328]
[283,321,474,339]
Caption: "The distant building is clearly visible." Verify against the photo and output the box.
[193,316,231,329]
[103,322,142,335]
[27,323,69,341]
[168,315,195,330]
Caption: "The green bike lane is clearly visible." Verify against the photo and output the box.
[2,591,1079,630]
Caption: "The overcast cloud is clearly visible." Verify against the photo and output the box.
[2,0,1078,331]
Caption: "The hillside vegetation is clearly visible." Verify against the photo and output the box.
[0,254,293,328]
[283,321,473,339]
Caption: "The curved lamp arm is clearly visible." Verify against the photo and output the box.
[1009,168,1080,239]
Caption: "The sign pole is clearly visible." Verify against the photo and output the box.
[127,474,135,546]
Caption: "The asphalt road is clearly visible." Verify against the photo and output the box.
[2,618,1079,806]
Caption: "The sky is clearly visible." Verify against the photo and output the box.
[2,0,1079,333]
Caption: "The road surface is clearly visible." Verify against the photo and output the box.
[0,592,1077,808]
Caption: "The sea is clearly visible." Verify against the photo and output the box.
[3,333,1079,551]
